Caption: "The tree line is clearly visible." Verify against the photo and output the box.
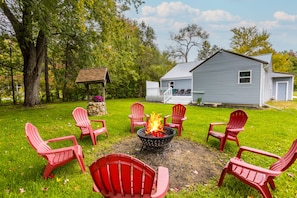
[1,1,297,106]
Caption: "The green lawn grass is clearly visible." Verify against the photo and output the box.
[1,98,297,197]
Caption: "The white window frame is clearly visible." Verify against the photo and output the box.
[238,70,252,84]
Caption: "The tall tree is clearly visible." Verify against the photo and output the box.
[166,24,209,63]
[0,0,143,106]
[197,40,220,60]
[230,26,274,56]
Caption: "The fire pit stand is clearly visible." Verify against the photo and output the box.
[137,126,176,152]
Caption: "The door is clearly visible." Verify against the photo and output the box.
[276,81,288,101]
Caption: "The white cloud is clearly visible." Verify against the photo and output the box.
[142,1,200,17]
[201,10,240,22]
[274,11,297,21]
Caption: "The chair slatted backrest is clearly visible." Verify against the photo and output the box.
[270,139,297,172]
[171,104,186,124]
[226,110,248,130]
[131,103,145,122]
[72,107,91,133]
[25,123,51,154]
[90,154,156,197]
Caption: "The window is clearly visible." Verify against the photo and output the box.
[238,70,252,84]
[169,81,174,88]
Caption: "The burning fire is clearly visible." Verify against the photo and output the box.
[145,112,164,137]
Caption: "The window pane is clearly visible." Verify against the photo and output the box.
[240,71,250,77]
[240,78,250,83]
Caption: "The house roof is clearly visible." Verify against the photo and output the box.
[251,53,272,64]
[271,72,294,78]
[75,68,111,84]
[189,49,269,72]
[160,61,202,80]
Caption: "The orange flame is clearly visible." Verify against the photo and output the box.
[145,112,164,137]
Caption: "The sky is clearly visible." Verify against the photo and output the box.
[124,0,297,62]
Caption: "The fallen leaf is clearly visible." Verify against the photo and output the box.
[42,187,49,192]
[287,173,294,178]
[19,188,25,194]
[64,179,69,185]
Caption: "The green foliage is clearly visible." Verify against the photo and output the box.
[230,26,275,56]
[1,99,297,197]
[197,40,220,60]
[272,52,293,72]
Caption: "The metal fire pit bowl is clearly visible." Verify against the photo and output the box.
[137,126,176,151]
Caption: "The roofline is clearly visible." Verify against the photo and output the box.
[190,49,269,72]
[160,76,192,81]
[271,72,295,77]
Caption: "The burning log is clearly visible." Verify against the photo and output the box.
[145,112,165,137]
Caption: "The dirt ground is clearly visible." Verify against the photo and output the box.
[101,136,226,191]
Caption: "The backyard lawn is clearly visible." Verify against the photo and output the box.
[1,98,297,197]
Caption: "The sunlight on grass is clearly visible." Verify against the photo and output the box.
[1,98,297,197]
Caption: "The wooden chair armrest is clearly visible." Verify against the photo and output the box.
[39,146,76,155]
[229,158,282,176]
[145,114,150,122]
[164,115,171,119]
[181,116,187,121]
[210,122,227,126]
[151,166,169,198]
[227,128,244,132]
[46,135,78,145]
[236,146,281,159]
[163,115,171,125]
[90,120,106,127]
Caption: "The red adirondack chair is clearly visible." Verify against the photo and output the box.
[25,122,86,179]
[89,153,169,198]
[164,104,187,136]
[218,139,297,198]
[206,109,248,151]
[128,102,149,133]
[72,107,108,145]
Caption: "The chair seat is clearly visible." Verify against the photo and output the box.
[94,127,108,135]
[47,150,74,165]
[208,131,224,138]
[209,131,238,141]
[230,159,267,186]
[134,121,147,125]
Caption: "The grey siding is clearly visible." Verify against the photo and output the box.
[161,79,191,90]
[192,52,262,105]
[272,77,294,100]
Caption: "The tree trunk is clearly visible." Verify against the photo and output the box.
[23,33,46,107]
[1,1,46,107]
[44,39,50,102]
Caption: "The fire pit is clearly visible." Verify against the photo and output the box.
[137,126,176,150]
[137,112,176,151]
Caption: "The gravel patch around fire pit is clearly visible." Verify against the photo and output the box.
[100,136,226,191]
